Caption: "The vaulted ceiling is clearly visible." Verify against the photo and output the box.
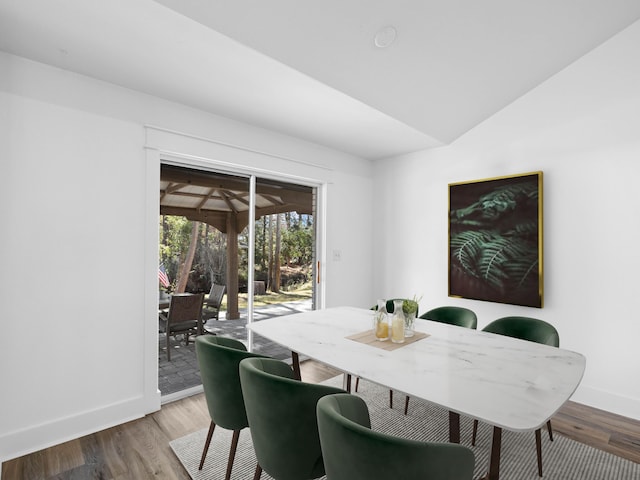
[2,0,640,159]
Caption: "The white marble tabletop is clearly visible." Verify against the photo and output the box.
[247,306,586,432]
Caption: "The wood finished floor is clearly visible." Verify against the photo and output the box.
[3,360,639,479]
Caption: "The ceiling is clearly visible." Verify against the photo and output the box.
[2,1,640,160]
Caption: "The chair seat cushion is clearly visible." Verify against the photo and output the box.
[168,320,197,333]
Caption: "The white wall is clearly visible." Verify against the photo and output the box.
[373,20,640,420]
[0,52,374,463]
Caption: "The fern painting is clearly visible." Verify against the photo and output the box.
[449,172,543,308]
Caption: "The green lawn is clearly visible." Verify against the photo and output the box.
[220,283,312,309]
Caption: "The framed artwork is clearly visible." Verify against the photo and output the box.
[449,171,543,308]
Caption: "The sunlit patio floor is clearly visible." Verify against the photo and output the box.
[158,300,312,397]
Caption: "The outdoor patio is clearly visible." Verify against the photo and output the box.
[158,300,312,396]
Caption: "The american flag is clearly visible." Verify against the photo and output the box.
[158,264,170,288]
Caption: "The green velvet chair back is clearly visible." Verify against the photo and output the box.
[195,335,265,430]
[371,298,418,316]
[483,316,559,347]
[420,306,478,329]
[317,394,475,480]
[239,357,345,480]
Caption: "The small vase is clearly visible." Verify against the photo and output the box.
[404,311,416,338]
[391,299,405,343]
[374,299,389,341]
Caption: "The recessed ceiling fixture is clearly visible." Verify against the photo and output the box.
[374,26,397,48]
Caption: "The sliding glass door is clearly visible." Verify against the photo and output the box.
[158,163,318,396]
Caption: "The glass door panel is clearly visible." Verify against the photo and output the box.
[158,163,320,396]
[248,177,317,359]
[159,164,250,396]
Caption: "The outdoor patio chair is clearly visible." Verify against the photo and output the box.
[158,293,204,361]
[203,284,226,322]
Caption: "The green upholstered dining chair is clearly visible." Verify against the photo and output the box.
[420,306,478,329]
[239,357,346,480]
[316,393,475,480]
[472,316,560,477]
[353,298,417,408]
[399,306,479,414]
[195,336,266,479]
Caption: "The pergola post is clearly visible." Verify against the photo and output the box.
[225,212,240,319]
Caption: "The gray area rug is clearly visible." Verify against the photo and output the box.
[170,377,639,479]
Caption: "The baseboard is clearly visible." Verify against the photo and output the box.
[572,385,640,421]
[161,384,203,405]
[0,391,160,468]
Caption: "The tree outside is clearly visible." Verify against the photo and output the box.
[159,212,314,304]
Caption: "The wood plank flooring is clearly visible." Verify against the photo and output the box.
[3,360,639,479]
[552,399,640,464]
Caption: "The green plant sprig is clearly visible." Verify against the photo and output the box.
[402,294,422,315]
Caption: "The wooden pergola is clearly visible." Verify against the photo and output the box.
[160,165,313,319]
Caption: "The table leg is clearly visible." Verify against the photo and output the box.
[487,426,502,480]
[343,374,352,392]
[291,351,301,380]
[535,428,543,477]
[448,411,460,443]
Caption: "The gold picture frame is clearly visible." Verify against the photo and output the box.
[449,171,543,308]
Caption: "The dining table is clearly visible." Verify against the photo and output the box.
[246,306,586,480]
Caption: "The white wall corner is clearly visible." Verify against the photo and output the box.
[571,385,640,421]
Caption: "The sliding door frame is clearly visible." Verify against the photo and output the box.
[145,141,327,408]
